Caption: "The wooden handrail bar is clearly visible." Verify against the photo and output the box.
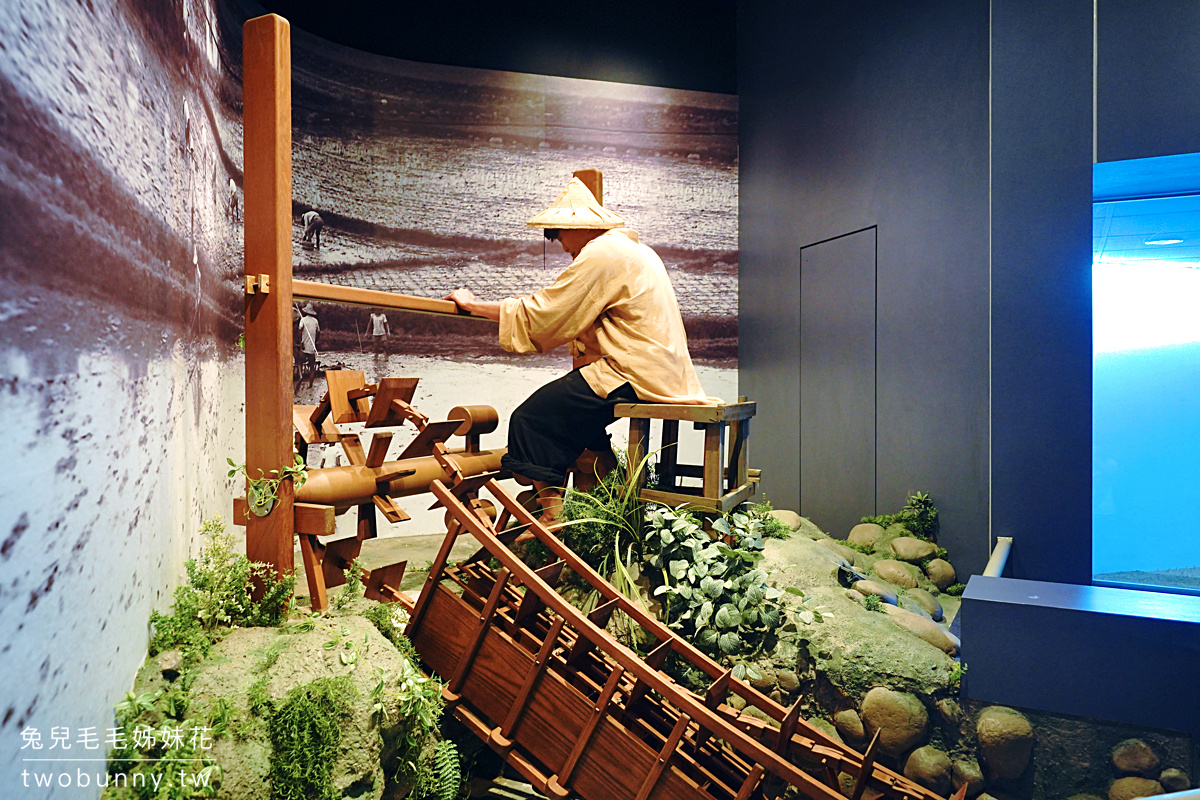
[293,279,495,321]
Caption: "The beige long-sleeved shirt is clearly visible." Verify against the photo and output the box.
[499,228,713,405]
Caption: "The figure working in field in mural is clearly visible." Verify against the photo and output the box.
[301,210,323,248]
[447,177,711,524]
[369,311,390,351]
[297,303,320,387]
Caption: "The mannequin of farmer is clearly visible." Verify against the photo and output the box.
[447,177,710,524]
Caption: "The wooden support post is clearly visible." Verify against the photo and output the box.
[703,422,726,502]
[660,419,680,489]
[627,417,650,494]
[298,534,327,611]
[633,712,691,800]
[243,14,294,587]
[573,168,603,204]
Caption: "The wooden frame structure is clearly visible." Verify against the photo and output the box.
[394,479,956,800]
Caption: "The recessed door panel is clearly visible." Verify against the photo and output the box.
[800,228,877,537]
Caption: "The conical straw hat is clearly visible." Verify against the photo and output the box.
[526,177,624,229]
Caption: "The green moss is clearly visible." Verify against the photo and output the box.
[268,676,357,800]
[943,583,966,596]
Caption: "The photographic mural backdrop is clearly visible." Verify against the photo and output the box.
[0,0,736,786]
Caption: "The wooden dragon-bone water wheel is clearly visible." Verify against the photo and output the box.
[393,478,958,800]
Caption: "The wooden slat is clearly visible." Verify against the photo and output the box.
[325,370,368,423]
[372,494,410,523]
[448,568,510,696]
[550,665,625,796]
[849,731,882,800]
[776,700,804,753]
[293,279,496,321]
[404,519,463,640]
[397,419,464,460]
[320,536,362,589]
[242,12,294,583]
[613,401,757,423]
[294,502,335,536]
[624,639,672,714]
[517,561,565,621]
[498,616,566,743]
[634,713,690,800]
[366,431,393,468]
[364,560,406,603]
[340,433,366,466]
[566,599,619,666]
[734,764,764,800]
[293,405,339,444]
[364,377,421,428]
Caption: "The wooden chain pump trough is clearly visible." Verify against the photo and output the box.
[235,14,957,800]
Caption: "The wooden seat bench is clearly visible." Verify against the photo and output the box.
[614,399,758,514]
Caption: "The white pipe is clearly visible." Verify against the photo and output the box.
[983,536,1013,577]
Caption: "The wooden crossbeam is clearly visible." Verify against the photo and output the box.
[293,279,496,320]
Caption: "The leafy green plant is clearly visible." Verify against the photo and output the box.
[739,497,792,540]
[949,661,968,688]
[861,490,940,542]
[863,594,884,613]
[227,453,308,517]
[332,557,366,611]
[149,518,295,659]
[943,583,966,596]
[646,506,808,665]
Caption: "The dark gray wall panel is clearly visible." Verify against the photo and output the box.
[990,0,1094,583]
[740,1,991,575]
[800,229,876,537]
[1097,0,1200,162]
